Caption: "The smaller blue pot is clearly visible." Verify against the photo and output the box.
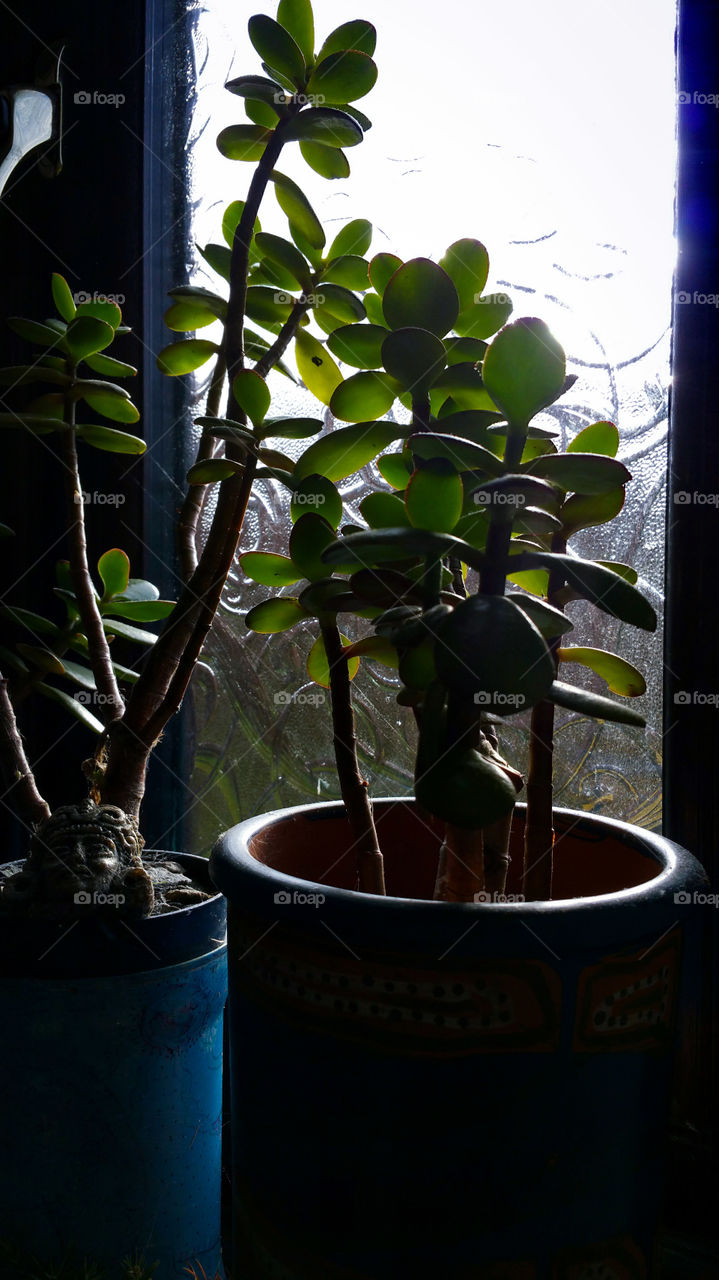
[0,852,227,1280]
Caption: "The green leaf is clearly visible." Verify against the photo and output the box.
[222,201,262,249]
[557,646,646,696]
[294,329,343,403]
[315,283,366,326]
[76,424,146,454]
[405,460,463,533]
[319,256,369,291]
[507,592,573,638]
[248,14,306,83]
[277,0,314,61]
[187,458,243,484]
[81,387,140,424]
[224,73,286,109]
[36,682,104,733]
[102,599,175,621]
[284,107,363,148]
[567,420,619,457]
[247,97,287,127]
[261,415,323,441]
[0,364,69,387]
[360,490,411,529]
[511,551,657,631]
[327,322,388,369]
[164,301,217,332]
[377,451,412,489]
[7,318,66,349]
[307,50,377,103]
[295,420,404,482]
[83,352,137,378]
[382,258,459,338]
[597,561,638,584]
[75,298,122,328]
[156,339,219,375]
[198,242,233,280]
[317,19,376,59]
[369,254,402,296]
[291,474,343,527]
[408,431,503,476]
[363,292,385,325]
[114,579,160,603]
[272,170,325,250]
[455,293,513,340]
[524,452,630,495]
[65,316,115,362]
[246,597,307,633]
[0,411,66,434]
[547,680,646,728]
[438,239,489,312]
[16,644,65,676]
[381,327,446,394]
[97,549,130,600]
[438,409,504,444]
[482,318,566,427]
[342,635,398,667]
[101,617,159,646]
[435,595,554,711]
[240,551,301,585]
[329,370,397,422]
[51,274,76,322]
[328,220,373,260]
[290,513,337,578]
[232,369,271,426]
[245,286,296,331]
[217,124,272,162]
[255,232,312,289]
[429,362,495,414]
[307,631,360,687]
[169,285,228,319]
[322,527,469,569]
[299,141,350,179]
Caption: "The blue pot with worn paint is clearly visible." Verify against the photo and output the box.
[0,852,227,1280]
[211,799,706,1280]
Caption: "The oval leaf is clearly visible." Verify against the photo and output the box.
[329,370,397,422]
[240,552,301,586]
[307,631,360,687]
[382,259,459,338]
[294,330,343,403]
[306,50,377,104]
[246,597,307,633]
[98,549,130,600]
[482,318,566,427]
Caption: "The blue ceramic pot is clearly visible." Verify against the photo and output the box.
[211,799,706,1280]
[0,852,227,1280]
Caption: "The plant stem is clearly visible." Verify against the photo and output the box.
[0,675,51,828]
[60,376,124,724]
[320,620,385,896]
[434,825,484,902]
[177,354,227,581]
[253,298,309,380]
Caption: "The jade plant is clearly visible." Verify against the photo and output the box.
[0,0,382,915]
[239,246,657,900]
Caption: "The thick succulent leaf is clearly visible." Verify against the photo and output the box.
[341,635,398,667]
[198,242,233,281]
[261,415,323,441]
[277,0,315,61]
[315,283,366,325]
[377,451,412,489]
[0,364,69,387]
[327,322,388,368]
[65,316,115,362]
[406,460,463,533]
[164,301,217,332]
[156,338,219,375]
[0,411,65,434]
[513,506,563,539]
[246,597,307,633]
[524,452,630,495]
[557,645,646,696]
[445,336,488,366]
[434,594,554,712]
[187,458,243,484]
[429,362,496,414]
[75,299,122,329]
[240,552,301,585]
[472,473,561,514]
[455,293,513,340]
[329,369,397,422]
[76,425,146,454]
[284,107,363,148]
[299,141,350,179]
[438,409,504,445]
[7,318,66,349]
[232,369,271,426]
[217,124,272,162]
[51,274,77,322]
[114,579,160,603]
[597,560,638,584]
[328,219,373,260]
[16,644,65,676]
[321,527,476,569]
[567,420,619,457]
[101,617,158,646]
[360,491,412,529]
[225,73,286,109]
[291,474,343,527]
[81,387,140,424]
[102,599,175,621]
[547,680,646,727]
[319,255,369,290]
[222,201,262,249]
[369,254,403,298]
[307,631,360,687]
[363,292,385,326]
[408,431,503,476]
[317,19,377,59]
[245,285,296,330]
[438,239,489,312]
[295,420,404,481]
[510,551,657,631]
[98,548,130,599]
[294,330,343,402]
[561,487,626,536]
[272,170,326,249]
[482,318,566,426]
[290,513,337,579]
[168,285,228,319]
[83,353,137,379]
[306,50,377,103]
[381,327,446,394]
[36,683,104,733]
[248,14,306,84]
[0,604,59,637]
[382,259,459,337]
[507,592,573,637]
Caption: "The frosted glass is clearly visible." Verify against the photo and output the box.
[179,0,675,851]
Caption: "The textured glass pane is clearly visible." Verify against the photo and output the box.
[184,0,675,849]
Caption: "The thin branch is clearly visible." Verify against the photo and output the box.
[177,353,227,580]
[253,299,309,380]
[0,675,51,828]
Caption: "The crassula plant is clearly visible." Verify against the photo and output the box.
[240,246,657,902]
[0,0,382,916]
